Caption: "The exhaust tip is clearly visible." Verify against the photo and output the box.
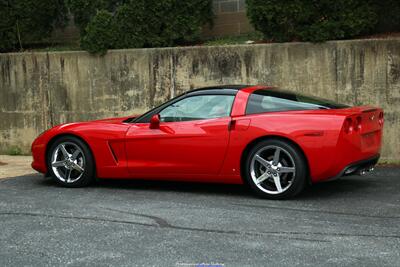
[358,166,375,176]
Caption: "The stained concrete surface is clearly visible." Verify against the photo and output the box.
[1,39,400,162]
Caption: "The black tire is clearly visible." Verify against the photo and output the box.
[47,136,95,187]
[243,139,307,199]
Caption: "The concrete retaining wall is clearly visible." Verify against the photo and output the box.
[1,39,399,162]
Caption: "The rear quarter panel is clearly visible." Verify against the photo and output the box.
[220,111,346,182]
[333,107,383,173]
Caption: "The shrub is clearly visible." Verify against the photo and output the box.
[111,1,148,49]
[80,10,115,55]
[114,0,212,48]
[72,0,213,54]
[67,0,122,31]
[0,0,67,52]
[246,0,378,42]
[372,0,400,33]
[6,146,23,156]
[145,0,213,46]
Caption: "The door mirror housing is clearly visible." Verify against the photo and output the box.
[150,114,160,129]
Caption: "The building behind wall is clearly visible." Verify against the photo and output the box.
[202,0,254,38]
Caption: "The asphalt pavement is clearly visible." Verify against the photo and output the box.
[0,167,399,266]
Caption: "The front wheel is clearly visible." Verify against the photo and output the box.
[244,139,307,199]
[47,136,95,187]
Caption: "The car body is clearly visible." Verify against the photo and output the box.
[31,85,384,198]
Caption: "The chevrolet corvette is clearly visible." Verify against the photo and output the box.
[31,85,383,199]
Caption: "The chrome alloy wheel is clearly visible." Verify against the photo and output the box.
[250,145,296,195]
[51,142,85,183]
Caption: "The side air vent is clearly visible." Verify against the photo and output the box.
[108,142,119,163]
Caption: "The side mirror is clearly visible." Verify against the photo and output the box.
[150,114,160,129]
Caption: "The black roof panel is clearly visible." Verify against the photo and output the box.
[191,85,250,91]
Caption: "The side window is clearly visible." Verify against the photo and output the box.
[159,95,235,122]
[246,93,307,114]
[246,89,348,115]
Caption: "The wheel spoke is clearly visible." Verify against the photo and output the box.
[272,174,283,192]
[272,148,280,165]
[278,167,295,174]
[256,172,269,184]
[255,154,270,168]
[71,163,84,173]
[71,149,80,160]
[59,144,69,158]
[52,160,65,168]
[65,169,72,183]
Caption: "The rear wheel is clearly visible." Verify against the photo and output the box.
[244,139,307,199]
[47,136,95,187]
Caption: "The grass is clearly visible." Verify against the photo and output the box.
[6,41,82,53]
[4,31,400,53]
[203,32,264,46]
[29,33,266,51]
[377,159,400,167]
[5,146,23,156]
[25,43,81,52]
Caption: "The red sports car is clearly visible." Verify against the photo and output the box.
[31,85,383,199]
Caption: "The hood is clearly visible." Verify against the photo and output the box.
[92,115,139,124]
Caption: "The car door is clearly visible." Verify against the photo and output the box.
[125,94,236,177]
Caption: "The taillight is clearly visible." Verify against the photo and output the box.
[354,116,362,132]
[343,118,353,134]
[378,112,384,126]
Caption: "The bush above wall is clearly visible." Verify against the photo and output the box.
[1,0,399,53]
[246,0,399,42]
[0,0,67,52]
[70,0,213,54]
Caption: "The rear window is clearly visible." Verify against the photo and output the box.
[246,89,349,115]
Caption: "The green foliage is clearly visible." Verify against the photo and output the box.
[81,10,115,55]
[6,146,23,156]
[246,0,378,42]
[70,0,213,54]
[111,1,147,49]
[67,0,122,31]
[0,0,67,52]
[2,0,397,53]
[373,0,400,33]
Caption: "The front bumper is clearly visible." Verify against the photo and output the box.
[31,136,47,174]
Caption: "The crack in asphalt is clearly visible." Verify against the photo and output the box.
[90,208,334,243]
[233,203,400,220]
[102,208,400,240]
[1,209,400,240]
[0,210,327,243]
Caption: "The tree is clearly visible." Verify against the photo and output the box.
[67,0,122,31]
[372,0,400,33]
[80,10,115,55]
[70,0,213,54]
[0,0,67,52]
[246,0,378,42]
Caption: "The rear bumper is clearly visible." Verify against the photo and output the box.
[329,154,380,180]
